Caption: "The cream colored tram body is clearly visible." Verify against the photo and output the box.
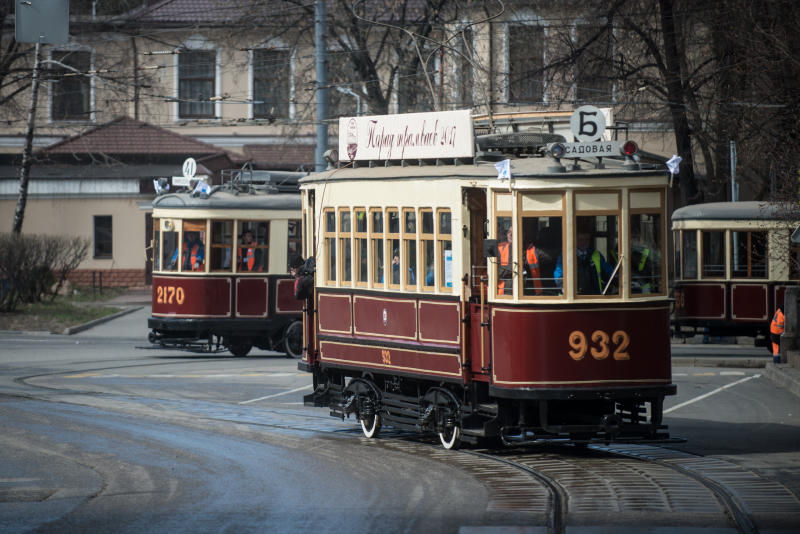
[298,114,677,449]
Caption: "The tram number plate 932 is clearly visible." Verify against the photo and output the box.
[568,330,630,361]
[156,285,186,305]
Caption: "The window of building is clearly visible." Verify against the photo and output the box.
[237,221,269,272]
[387,209,401,288]
[702,231,725,278]
[253,48,290,120]
[328,50,361,118]
[508,24,544,103]
[574,24,614,104]
[324,210,336,283]
[210,220,233,271]
[456,27,474,108]
[403,209,418,289]
[93,215,112,258]
[179,49,215,118]
[731,231,767,278]
[355,209,368,286]
[397,56,438,114]
[681,231,698,279]
[370,209,384,287]
[51,50,91,121]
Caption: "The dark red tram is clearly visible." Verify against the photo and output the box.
[148,179,304,357]
[297,110,677,448]
[671,201,800,345]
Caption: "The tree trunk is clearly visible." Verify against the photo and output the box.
[12,43,42,235]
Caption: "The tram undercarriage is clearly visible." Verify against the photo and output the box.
[304,367,677,449]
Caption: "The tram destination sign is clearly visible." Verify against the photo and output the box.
[339,110,474,162]
[561,141,621,158]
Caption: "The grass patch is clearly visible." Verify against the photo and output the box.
[0,288,126,333]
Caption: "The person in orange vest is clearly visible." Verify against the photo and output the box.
[240,230,260,271]
[497,227,514,295]
[170,232,204,271]
[524,241,543,295]
[770,307,785,361]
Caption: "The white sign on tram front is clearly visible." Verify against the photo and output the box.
[339,110,474,162]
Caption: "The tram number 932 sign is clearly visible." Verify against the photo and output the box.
[568,329,631,361]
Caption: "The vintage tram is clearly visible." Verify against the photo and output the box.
[297,110,676,448]
[671,201,800,344]
[148,174,304,357]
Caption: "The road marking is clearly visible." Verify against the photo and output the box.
[664,374,761,414]
[720,371,746,376]
[238,385,313,405]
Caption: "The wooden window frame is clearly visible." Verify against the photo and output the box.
[354,208,368,287]
[338,208,352,286]
[323,209,337,284]
[402,208,418,291]
[387,208,401,290]
[437,208,453,293]
[370,208,385,289]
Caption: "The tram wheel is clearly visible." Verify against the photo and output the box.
[360,411,382,439]
[283,320,303,359]
[229,341,252,357]
[439,425,461,450]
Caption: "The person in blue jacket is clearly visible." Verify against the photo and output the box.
[554,230,615,295]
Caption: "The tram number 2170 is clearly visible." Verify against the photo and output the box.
[156,285,186,305]
[568,330,630,361]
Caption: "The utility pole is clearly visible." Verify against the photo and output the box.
[314,0,328,172]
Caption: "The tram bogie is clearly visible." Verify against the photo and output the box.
[298,110,677,448]
[147,176,304,357]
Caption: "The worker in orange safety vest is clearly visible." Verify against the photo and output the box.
[497,227,513,295]
[240,230,261,272]
[770,307,785,360]
[524,243,543,295]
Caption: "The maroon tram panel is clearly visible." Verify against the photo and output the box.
[275,278,304,313]
[731,284,768,322]
[418,301,461,345]
[151,276,231,317]
[353,295,417,340]
[236,278,269,317]
[319,340,463,379]
[679,283,725,320]
[491,305,672,389]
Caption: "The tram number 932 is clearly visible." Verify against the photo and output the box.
[156,285,186,305]
[568,330,630,361]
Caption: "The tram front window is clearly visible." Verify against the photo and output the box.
[682,231,698,279]
[731,231,767,278]
[211,220,233,271]
[162,225,178,272]
[561,216,618,296]
[521,216,562,296]
[630,213,662,294]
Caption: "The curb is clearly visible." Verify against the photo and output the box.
[62,305,144,335]
[763,362,800,399]
[671,357,769,368]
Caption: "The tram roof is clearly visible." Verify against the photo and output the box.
[152,188,300,210]
[671,201,799,222]
[299,156,667,185]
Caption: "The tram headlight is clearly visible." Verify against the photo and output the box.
[547,142,566,159]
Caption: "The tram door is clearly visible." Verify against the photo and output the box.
[464,188,491,377]
[303,190,318,362]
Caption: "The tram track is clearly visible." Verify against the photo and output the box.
[6,359,800,533]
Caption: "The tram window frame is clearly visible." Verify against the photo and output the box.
[420,209,435,292]
[237,220,270,273]
[354,208,368,287]
[681,230,698,280]
[495,191,514,298]
[628,212,664,296]
[370,209,385,288]
[152,218,161,271]
[160,219,180,272]
[338,209,353,285]
[210,219,233,272]
[179,219,207,273]
[403,208,418,290]
[730,230,767,279]
[287,219,302,257]
[387,209,401,290]
[572,191,621,298]
[519,192,564,299]
[437,209,453,291]
[701,230,726,278]
[324,209,337,284]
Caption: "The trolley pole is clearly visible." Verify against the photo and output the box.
[314,0,328,172]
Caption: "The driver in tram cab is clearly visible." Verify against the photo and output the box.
[171,231,205,271]
[554,230,615,295]
[240,230,262,272]
[497,226,514,295]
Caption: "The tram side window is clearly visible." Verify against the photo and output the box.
[238,221,269,272]
[162,221,179,272]
[630,213,662,294]
[324,210,336,283]
[496,215,513,296]
[370,210,384,287]
[421,210,435,290]
[210,220,233,272]
[566,215,619,296]
[731,231,767,278]
[438,210,452,290]
[287,219,302,256]
[403,209,418,288]
[702,231,725,278]
[355,209,368,285]
[175,220,206,272]
[152,220,161,271]
[521,215,562,296]
[340,210,352,285]
[388,209,401,287]
[682,231,698,279]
